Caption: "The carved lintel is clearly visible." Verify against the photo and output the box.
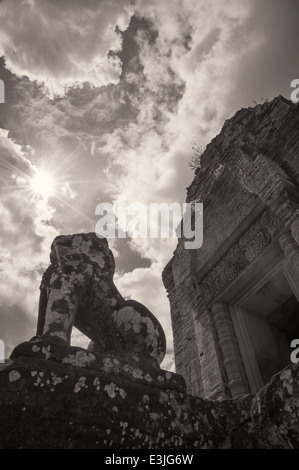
[197,208,280,305]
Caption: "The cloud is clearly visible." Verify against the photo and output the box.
[0,0,134,97]
[222,0,299,108]
[0,305,35,356]
[134,0,254,140]
[88,1,257,280]
[112,238,151,274]
[98,1,257,214]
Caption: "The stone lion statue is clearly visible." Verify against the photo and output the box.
[34,233,166,366]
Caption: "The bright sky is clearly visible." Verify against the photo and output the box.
[0,0,298,370]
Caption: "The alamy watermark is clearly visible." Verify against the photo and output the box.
[0,340,4,363]
[95,195,203,249]
[0,79,4,104]
[290,79,299,104]
[291,339,299,364]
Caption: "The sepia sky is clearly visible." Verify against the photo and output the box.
[0,0,298,369]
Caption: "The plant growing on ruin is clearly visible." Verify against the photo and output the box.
[188,143,205,172]
[253,97,269,106]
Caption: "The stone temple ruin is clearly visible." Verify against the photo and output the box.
[0,96,298,449]
[163,95,299,401]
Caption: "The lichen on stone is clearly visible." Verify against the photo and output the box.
[8,370,21,382]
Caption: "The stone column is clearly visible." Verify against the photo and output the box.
[279,231,299,301]
[291,212,299,246]
[229,305,264,394]
[279,231,299,280]
[211,302,249,397]
[192,306,228,400]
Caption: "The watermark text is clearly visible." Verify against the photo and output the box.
[0,340,4,363]
[0,79,4,103]
[290,79,299,104]
[291,339,299,364]
[95,196,203,249]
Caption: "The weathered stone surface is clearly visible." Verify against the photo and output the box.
[245,367,299,449]
[0,358,298,449]
[10,337,186,393]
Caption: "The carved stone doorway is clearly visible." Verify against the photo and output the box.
[218,242,299,394]
[230,269,299,393]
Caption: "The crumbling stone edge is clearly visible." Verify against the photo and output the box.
[0,358,297,449]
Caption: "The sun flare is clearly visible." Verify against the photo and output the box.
[30,170,55,197]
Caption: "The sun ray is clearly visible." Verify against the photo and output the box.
[14,196,37,236]
[52,192,95,226]
[1,144,102,237]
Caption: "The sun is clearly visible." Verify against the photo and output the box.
[30,170,55,197]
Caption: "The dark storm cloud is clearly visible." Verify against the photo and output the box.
[113,238,151,274]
